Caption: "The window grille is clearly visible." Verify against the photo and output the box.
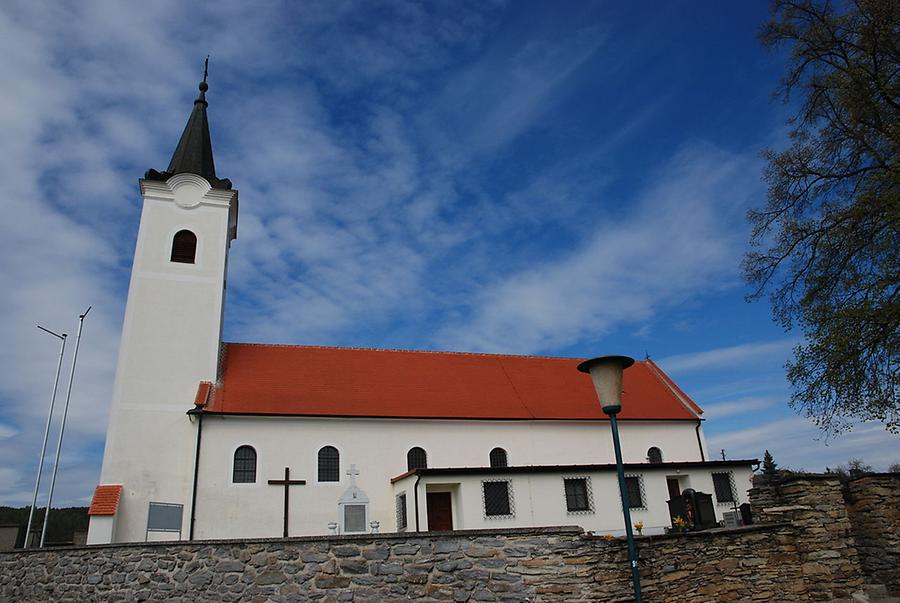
[482,480,514,518]
[563,477,594,514]
[318,446,340,482]
[232,446,256,483]
[171,230,197,264]
[624,475,646,509]
[489,447,508,468]
[647,447,663,464]
[396,492,407,531]
[407,447,427,470]
[712,472,736,504]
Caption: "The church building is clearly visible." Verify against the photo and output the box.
[86,77,756,545]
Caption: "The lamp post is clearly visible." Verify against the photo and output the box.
[578,355,642,603]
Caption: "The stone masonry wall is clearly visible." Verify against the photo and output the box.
[844,474,900,595]
[2,473,894,602]
[749,474,864,600]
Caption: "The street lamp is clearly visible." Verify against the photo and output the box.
[578,355,642,603]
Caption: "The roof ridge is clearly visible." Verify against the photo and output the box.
[222,341,615,362]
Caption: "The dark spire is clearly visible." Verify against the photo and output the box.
[144,57,232,190]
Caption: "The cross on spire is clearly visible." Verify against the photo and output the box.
[143,55,232,190]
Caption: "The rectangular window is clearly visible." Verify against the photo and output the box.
[564,478,591,513]
[712,472,735,503]
[624,476,644,509]
[396,493,407,531]
[344,504,367,533]
[482,480,513,517]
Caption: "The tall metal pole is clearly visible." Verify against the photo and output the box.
[23,327,67,549]
[608,412,643,602]
[40,306,90,547]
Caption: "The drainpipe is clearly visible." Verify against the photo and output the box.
[695,420,705,461]
[413,473,422,532]
[188,408,204,540]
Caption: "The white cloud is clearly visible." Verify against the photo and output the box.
[658,338,797,374]
[702,396,779,420]
[707,418,900,472]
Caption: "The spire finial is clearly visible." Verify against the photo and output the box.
[196,56,209,104]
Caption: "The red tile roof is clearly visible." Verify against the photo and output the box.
[88,485,123,516]
[204,343,702,421]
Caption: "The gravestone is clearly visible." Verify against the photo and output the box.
[667,489,717,530]
[690,490,717,529]
[739,502,753,525]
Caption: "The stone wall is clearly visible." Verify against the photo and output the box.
[844,474,900,594]
[2,473,896,602]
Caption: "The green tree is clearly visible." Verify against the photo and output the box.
[745,0,900,435]
[762,450,779,475]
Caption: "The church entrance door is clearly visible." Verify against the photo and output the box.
[426,492,453,531]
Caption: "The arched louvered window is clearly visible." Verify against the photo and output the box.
[489,447,508,468]
[318,446,340,482]
[647,447,663,464]
[171,229,197,264]
[233,445,257,483]
[407,447,427,471]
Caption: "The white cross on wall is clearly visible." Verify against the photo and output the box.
[347,464,360,487]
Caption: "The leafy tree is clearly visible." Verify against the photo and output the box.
[745,0,899,435]
[762,450,780,475]
[826,457,874,480]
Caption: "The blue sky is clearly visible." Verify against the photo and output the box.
[0,1,896,507]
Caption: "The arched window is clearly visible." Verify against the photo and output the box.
[171,229,197,264]
[318,446,340,482]
[489,447,508,468]
[407,447,427,471]
[233,445,257,483]
[647,447,663,464]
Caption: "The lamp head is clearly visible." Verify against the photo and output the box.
[577,355,635,415]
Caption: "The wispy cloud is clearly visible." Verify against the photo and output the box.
[658,338,797,374]
[702,396,779,420]
[435,143,760,353]
[707,418,900,471]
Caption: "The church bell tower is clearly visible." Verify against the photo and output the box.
[87,68,238,544]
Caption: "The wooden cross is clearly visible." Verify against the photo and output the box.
[267,467,306,538]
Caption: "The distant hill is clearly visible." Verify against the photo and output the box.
[0,506,88,545]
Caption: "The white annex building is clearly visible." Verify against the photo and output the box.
[86,77,756,545]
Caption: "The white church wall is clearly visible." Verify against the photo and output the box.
[93,175,236,543]
[192,414,711,539]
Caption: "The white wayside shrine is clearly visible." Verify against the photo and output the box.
[87,76,757,545]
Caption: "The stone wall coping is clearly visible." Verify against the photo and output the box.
[848,473,900,481]
[0,525,585,556]
[584,522,792,542]
[754,473,843,483]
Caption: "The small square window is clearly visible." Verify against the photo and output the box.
[563,477,593,513]
[712,472,736,504]
[482,480,514,518]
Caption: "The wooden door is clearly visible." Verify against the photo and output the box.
[667,477,682,500]
[426,492,453,531]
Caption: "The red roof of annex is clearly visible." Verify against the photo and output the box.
[88,485,123,516]
[199,343,703,421]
